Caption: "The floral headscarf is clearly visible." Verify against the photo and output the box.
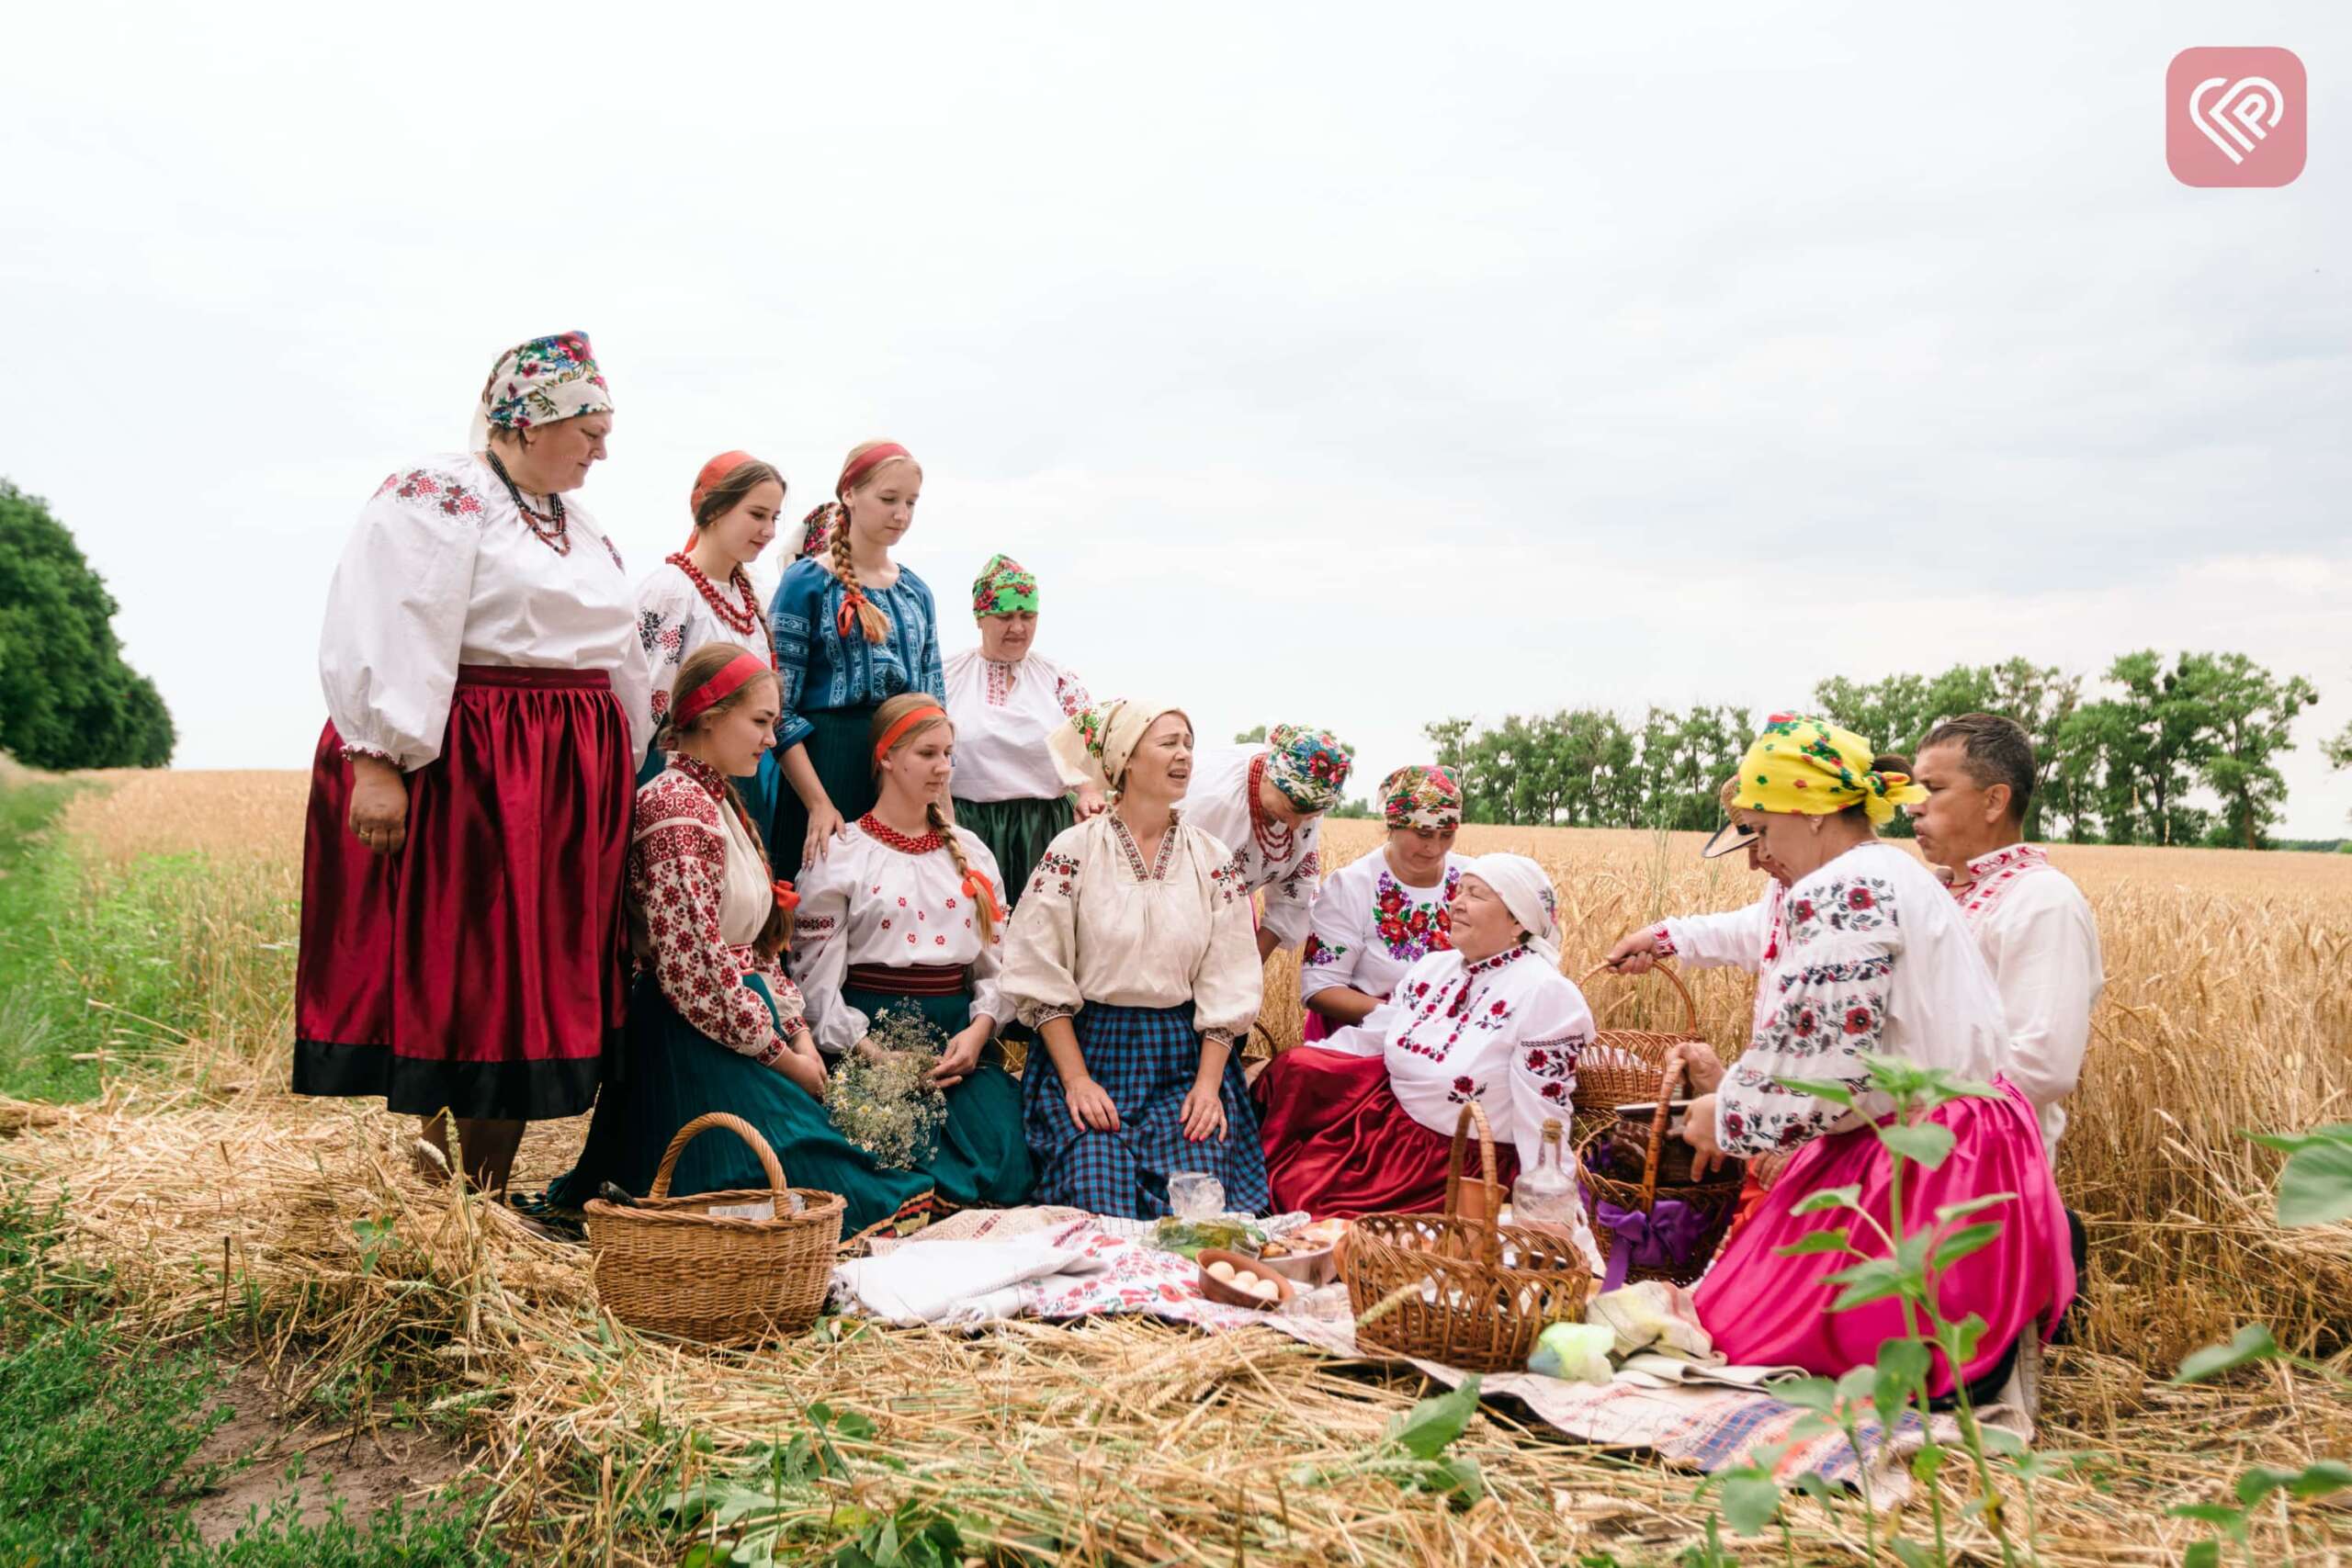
[793,503,837,560]
[972,554,1039,617]
[1263,723,1354,815]
[1731,714,1927,825]
[469,332,611,450]
[1381,764,1462,830]
[1463,852,1561,964]
[1057,698,1189,795]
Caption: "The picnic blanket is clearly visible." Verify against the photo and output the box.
[831,1206,2033,1503]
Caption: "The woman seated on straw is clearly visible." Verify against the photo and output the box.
[548,645,939,1237]
[787,694,1034,1211]
[1254,853,1604,1267]
[1297,765,1471,1043]
[1000,700,1269,1219]
[1673,716,2074,1399]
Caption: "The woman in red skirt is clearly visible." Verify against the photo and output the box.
[295,332,655,1193]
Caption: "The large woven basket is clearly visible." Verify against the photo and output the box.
[1577,1059,1743,1290]
[583,1112,845,1345]
[1571,961,1704,1147]
[1342,1101,1594,1372]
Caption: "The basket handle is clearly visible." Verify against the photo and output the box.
[649,1111,789,1201]
[1577,958,1701,1039]
[1442,1100,1507,1264]
[1639,1056,1687,1211]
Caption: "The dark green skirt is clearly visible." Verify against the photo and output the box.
[547,973,935,1237]
[950,795,1074,909]
[772,705,879,886]
[842,984,1034,1209]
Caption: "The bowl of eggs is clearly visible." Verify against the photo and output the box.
[1198,1247,1295,1309]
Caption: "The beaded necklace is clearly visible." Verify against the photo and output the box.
[483,449,570,556]
[859,812,944,856]
[1245,754,1295,863]
[666,550,766,641]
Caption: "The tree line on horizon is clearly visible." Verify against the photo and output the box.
[1410,654,2346,851]
[0,481,175,772]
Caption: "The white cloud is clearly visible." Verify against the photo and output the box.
[3,1,2346,833]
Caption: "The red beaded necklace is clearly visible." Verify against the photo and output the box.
[665,550,766,640]
[484,450,571,556]
[859,812,944,855]
[1245,754,1295,862]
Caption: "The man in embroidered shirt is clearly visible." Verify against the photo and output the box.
[1909,712,2104,1162]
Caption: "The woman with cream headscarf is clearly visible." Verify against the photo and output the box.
[1673,716,2074,1401]
[1254,853,1603,1266]
[297,332,653,1196]
[1000,699,1268,1218]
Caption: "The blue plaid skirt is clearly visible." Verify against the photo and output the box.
[1021,1000,1269,1219]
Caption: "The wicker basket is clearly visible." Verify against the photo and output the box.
[1342,1101,1594,1372]
[1570,961,1704,1148]
[1577,1059,1743,1289]
[583,1112,845,1345]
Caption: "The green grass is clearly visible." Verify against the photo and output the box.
[0,1189,504,1566]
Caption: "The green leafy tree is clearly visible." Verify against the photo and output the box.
[2063,651,2213,846]
[2183,652,2319,850]
[0,480,175,770]
[1232,724,1267,744]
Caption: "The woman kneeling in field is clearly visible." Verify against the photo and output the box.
[1254,853,1603,1269]
[548,646,938,1236]
[1673,716,2075,1400]
[1001,700,1269,1219]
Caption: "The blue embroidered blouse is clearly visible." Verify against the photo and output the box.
[768,558,945,750]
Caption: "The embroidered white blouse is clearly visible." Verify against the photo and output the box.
[1716,841,2013,1158]
[629,757,804,1065]
[1950,843,2103,1156]
[942,650,1092,803]
[1300,850,1474,1005]
[318,454,657,771]
[1176,746,1324,947]
[787,818,1010,1055]
[635,558,774,734]
[1319,945,1602,1267]
[999,811,1262,1045]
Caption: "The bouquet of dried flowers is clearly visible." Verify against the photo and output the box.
[827,1007,950,1169]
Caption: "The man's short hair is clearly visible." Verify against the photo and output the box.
[1922,713,2035,823]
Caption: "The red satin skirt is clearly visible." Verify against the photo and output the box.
[293,666,633,1122]
[1255,1046,1518,1218]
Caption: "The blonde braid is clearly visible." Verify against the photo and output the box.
[828,507,894,645]
[926,800,998,945]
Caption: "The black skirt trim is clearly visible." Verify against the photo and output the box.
[292,1036,609,1122]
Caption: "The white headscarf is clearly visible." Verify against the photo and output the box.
[1464,852,1562,964]
[1050,698,1191,796]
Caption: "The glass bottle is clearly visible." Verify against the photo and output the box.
[1511,1119,1584,1249]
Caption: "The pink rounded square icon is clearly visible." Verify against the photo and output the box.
[2168,48,2306,187]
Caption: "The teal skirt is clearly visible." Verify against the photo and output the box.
[548,973,935,1237]
[950,795,1074,909]
[772,705,879,886]
[842,984,1034,1209]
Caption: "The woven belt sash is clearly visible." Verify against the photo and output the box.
[845,963,968,998]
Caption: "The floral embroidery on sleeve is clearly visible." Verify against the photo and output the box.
[1208,852,1248,905]
[379,468,487,519]
[1784,876,1898,945]
[1053,668,1093,719]
[1719,949,1890,1156]
[1030,849,1082,900]
[630,777,785,1061]
[1302,931,1349,966]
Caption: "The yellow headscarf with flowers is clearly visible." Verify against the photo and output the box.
[1730,714,1926,825]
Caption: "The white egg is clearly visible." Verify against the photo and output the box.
[1229,1269,1258,1290]
[1252,1279,1281,1302]
[1206,1259,1236,1282]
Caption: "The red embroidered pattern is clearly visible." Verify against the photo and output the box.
[984,660,1013,708]
[630,779,797,1059]
[382,468,486,519]
[1951,843,2051,925]
[860,814,944,855]
[1053,669,1092,718]
[1108,814,1178,882]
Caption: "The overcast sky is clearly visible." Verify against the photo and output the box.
[6,3,2346,834]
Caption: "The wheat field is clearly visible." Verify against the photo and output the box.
[7,769,2351,1562]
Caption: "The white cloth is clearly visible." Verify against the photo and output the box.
[1322,945,1603,1269]
[318,453,655,769]
[831,1237,1104,1325]
[943,650,1092,802]
[635,558,773,736]
[1662,881,1787,976]
[1716,841,2014,1157]
[787,818,1009,1054]
[1463,852,1563,964]
[999,810,1262,1044]
[1177,745,1323,946]
[1300,850,1472,1006]
[1950,843,2103,1157]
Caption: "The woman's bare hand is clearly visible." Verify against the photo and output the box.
[1604,926,1663,975]
[803,801,845,867]
[347,756,410,855]
[1667,1038,1727,1095]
